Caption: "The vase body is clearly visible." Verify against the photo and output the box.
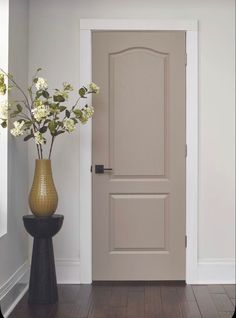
[29,160,58,217]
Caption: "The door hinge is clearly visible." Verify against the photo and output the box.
[185,53,187,66]
[90,165,92,173]
[185,235,187,248]
[185,144,188,157]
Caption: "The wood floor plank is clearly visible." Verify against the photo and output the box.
[177,285,196,301]
[126,289,145,318]
[223,285,236,299]
[75,284,93,318]
[211,293,234,312]
[9,284,236,318]
[50,284,93,318]
[161,286,183,318]
[192,285,220,318]
[88,286,112,318]
[208,285,226,294]
[49,303,81,318]
[110,285,128,307]
[144,285,164,317]
[9,302,54,318]
[180,301,202,318]
[57,284,81,303]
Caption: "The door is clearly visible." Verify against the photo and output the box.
[92,31,186,280]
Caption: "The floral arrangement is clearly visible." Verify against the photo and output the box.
[0,68,99,158]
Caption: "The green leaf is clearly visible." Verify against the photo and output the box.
[1,121,7,128]
[37,68,42,72]
[40,126,47,133]
[65,110,70,118]
[24,134,34,141]
[33,77,38,83]
[53,95,65,103]
[36,91,43,98]
[48,120,57,135]
[16,104,22,113]
[42,90,50,99]
[79,87,87,97]
[72,118,78,124]
[73,109,82,118]
[24,121,33,128]
[59,106,67,112]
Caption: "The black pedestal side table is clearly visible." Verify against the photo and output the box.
[23,214,64,304]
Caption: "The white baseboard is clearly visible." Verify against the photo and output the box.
[0,261,30,318]
[55,258,80,284]
[197,258,235,284]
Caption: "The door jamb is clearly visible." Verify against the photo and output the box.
[79,19,199,284]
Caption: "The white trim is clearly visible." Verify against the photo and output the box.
[79,29,93,284]
[197,259,235,284]
[0,0,9,238]
[186,31,199,284]
[55,258,81,284]
[0,261,29,318]
[80,19,198,31]
[79,19,199,284]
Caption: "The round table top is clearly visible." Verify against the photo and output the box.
[23,214,64,238]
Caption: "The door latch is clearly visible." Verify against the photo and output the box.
[95,165,113,174]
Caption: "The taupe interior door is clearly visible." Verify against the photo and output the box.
[92,31,186,280]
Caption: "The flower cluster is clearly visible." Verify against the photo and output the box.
[80,106,94,124]
[0,68,99,159]
[0,73,7,95]
[32,104,50,122]
[63,118,75,133]
[0,100,10,122]
[10,121,25,137]
[34,131,46,145]
[35,77,48,91]
[89,82,100,94]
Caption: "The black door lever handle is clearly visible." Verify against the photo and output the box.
[95,165,113,174]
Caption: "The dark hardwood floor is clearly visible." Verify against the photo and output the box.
[9,283,235,318]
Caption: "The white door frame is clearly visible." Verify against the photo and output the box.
[79,19,199,284]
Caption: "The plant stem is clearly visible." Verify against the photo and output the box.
[39,144,43,159]
[36,144,40,159]
[0,68,31,110]
[48,136,55,159]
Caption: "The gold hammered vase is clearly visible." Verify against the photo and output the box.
[29,159,58,217]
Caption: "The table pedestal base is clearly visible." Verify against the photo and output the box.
[29,237,57,304]
[23,215,64,305]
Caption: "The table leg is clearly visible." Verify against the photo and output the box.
[28,237,58,304]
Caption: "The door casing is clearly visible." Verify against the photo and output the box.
[79,19,199,284]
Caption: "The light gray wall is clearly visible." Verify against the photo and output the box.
[0,0,29,287]
[28,0,235,269]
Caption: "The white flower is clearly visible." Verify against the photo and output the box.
[88,82,100,94]
[79,106,94,125]
[0,73,7,95]
[10,121,25,137]
[35,77,48,91]
[63,118,75,133]
[0,100,10,121]
[54,90,68,100]
[34,131,46,145]
[63,82,74,91]
[84,105,94,118]
[32,104,50,122]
